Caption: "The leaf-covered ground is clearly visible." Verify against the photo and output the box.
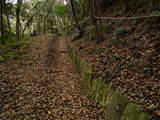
[69,5,160,119]
[0,34,107,120]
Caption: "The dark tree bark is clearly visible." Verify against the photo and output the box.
[79,0,86,16]
[70,0,84,40]
[89,0,103,42]
[16,0,23,41]
[43,0,55,33]
[0,0,5,44]
[5,1,12,40]
[6,14,12,38]
[70,0,81,31]
[124,0,129,11]
[43,20,46,33]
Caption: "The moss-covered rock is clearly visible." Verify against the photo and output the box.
[95,80,106,102]
[120,103,149,120]
[106,90,128,120]
[69,48,151,120]
[81,63,92,93]
[74,56,82,73]
[100,83,114,106]
[90,80,102,101]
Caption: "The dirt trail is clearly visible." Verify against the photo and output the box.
[0,34,106,120]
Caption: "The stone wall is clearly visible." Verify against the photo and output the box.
[69,48,151,120]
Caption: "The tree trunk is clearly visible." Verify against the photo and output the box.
[79,0,86,16]
[6,13,12,40]
[43,19,46,33]
[16,0,23,41]
[70,0,81,31]
[90,0,103,42]
[37,16,41,34]
[0,0,5,44]
[124,0,129,11]
[70,0,83,39]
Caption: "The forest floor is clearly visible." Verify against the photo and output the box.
[70,4,160,120]
[0,34,107,120]
[69,5,160,119]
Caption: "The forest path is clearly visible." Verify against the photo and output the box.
[0,34,106,120]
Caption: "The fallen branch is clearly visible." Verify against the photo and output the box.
[54,50,68,53]
[95,15,160,20]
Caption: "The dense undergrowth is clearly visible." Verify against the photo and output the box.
[0,36,30,62]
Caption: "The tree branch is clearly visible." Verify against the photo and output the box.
[95,15,160,20]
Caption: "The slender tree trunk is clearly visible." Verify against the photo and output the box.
[37,16,41,34]
[43,0,55,34]
[70,0,83,39]
[6,13,12,40]
[43,19,46,33]
[79,0,86,16]
[0,0,5,44]
[124,0,129,11]
[89,0,103,42]
[16,0,23,41]
[70,0,81,31]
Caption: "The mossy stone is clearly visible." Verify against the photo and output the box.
[100,83,113,106]
[96,80,106,102]
[91,80,99,99]
[94,80,102,101]
[120,103,149,120]
[81,62,92,93]
[75,56,81,73]
[69,48,150,120]
[106,90,128,120]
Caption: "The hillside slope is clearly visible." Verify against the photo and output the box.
[69,3,160,119]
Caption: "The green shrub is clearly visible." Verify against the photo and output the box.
[79,17,90,28]
[102,24,114,33]
[116,20,125,27]
[115,26,130,39]
[84,25,97,41]
[137,0,150,7]
[0,56,5,62]
[149,10,160,16]
[0,37,30,62]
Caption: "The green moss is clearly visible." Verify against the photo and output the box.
[120,103,149,120]
[96,80,106,102]
[90,79,99,99]
[102,24,114,33]
[68,49,73,58]
[0,56,5,62]
[100,83,113,106]
[81,63,92,93]
[93,80,102,101]
[106,90,128,120]
[69,48,150,120]
[115,26,130,39]
[75,56,81,73]
[149,10,160,16]
[90,80,114,107]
